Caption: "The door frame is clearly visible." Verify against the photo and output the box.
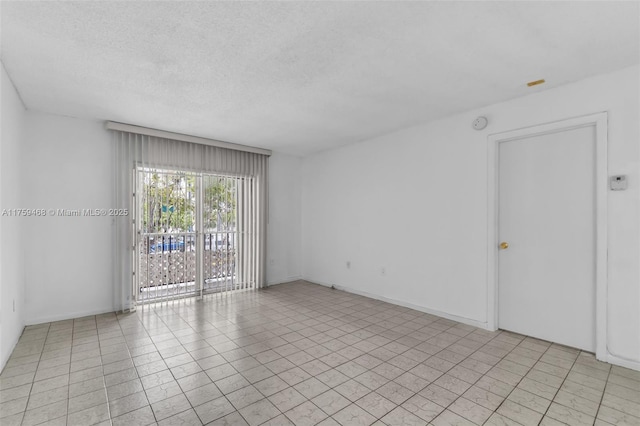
[486,112,608,360]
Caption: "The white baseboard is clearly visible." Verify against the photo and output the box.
[1,324,24,372]
[267,276,303,286]
[604,351,640,372]
[305,278,490,331]
[26,306,116,326]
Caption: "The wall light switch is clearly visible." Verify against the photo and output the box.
[610,175,628,191]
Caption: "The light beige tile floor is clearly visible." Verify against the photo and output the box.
[1,281,639,426]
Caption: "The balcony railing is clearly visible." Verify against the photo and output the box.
[139,232,237,298]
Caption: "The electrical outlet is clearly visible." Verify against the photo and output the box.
[381,267,386,276]
[346,261,351,269]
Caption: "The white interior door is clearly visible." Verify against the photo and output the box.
[498,124,596,351]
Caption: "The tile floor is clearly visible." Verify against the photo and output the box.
[1,281,639,426]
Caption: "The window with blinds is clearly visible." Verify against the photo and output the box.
[109,124,269,311]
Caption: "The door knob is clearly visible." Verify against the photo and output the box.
[500,242,509,250]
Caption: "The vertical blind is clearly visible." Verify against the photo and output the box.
[110,126,269,311]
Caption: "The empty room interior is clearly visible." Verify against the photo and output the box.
[1,1,639,426]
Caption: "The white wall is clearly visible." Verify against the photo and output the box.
[0,62,26,369]
[302,65,640,367]
[22,113,114,324]
[267,153,302,285]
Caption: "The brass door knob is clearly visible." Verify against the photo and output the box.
[500,242,509,250]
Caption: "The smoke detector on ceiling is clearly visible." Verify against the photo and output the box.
[472,116,488,131]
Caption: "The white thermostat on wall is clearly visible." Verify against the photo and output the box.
[610,175,628,191]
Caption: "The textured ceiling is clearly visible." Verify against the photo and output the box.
[1,1,638,156]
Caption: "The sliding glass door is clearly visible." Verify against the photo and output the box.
[134,167,252,304]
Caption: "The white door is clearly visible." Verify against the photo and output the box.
[498,124,596,351]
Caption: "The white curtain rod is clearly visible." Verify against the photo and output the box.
[105,121,272,156]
